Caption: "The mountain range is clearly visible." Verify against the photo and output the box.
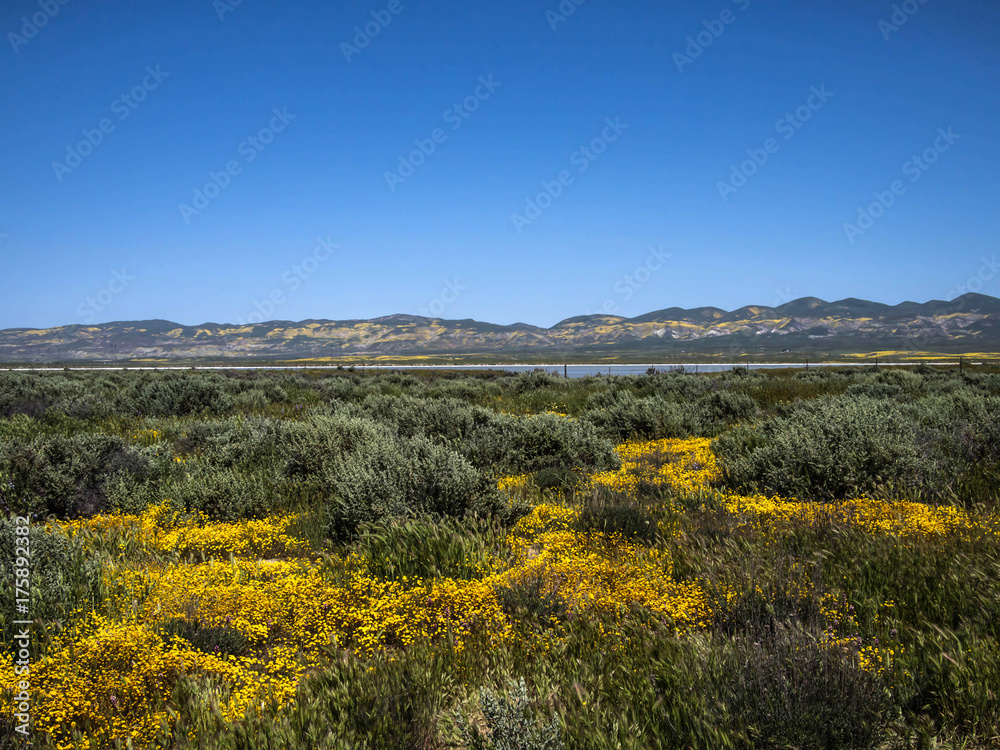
[2,294,999,364]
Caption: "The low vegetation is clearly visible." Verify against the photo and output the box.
[1,365,998,748]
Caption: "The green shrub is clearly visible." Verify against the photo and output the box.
[359,394,493,442]
[120,373,233,417]
[177,417,289,471]
[469,412,619,475]
[844,382,904,400]
[284,415,506,539]
[458,677,566,750]
[166,467,278,522]
[0,433,153,517]
[584,392,708,441]
[706,389,757,422]
[713,396,927,501]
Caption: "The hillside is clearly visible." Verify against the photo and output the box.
[1,294,998,363]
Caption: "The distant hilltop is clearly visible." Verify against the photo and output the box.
[2,294,998,363]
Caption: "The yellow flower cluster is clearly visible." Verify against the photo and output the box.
[55,503,308,559]
[588,438,719,495]
[612,437,992,540]
[115,558,510,659]
[723,494,987,539]
[0,613,300,749]
[497,474,533,493]
[502,504,712,629]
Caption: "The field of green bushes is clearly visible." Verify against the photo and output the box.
[1,365,998,749]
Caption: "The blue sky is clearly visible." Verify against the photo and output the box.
[1,0,998,329]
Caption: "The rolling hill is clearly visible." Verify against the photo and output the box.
[1,294,998,364]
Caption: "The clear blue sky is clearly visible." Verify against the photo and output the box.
[2,0,998,329]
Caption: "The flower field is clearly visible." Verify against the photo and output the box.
[2,367,999,748]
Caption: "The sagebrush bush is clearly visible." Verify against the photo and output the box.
[358,394,494,443]
[283,414,505,538]
[584,392,709,441]
[175,417,289,471]
[121,373,234,417]
[165,467,278,522]
[468,412,619,475]
[0,433,153,517]
[458,677,566,750]
[713,396,929,501]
